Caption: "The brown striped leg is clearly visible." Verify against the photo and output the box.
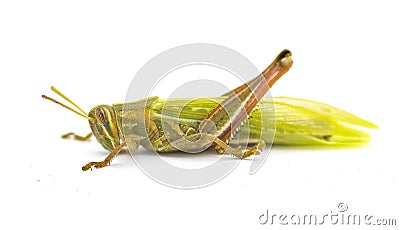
[61,132,93,141]
[82,142,127,171]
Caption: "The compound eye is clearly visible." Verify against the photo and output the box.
[95,107,108,125]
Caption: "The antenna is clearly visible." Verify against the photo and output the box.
[42,86,92,121]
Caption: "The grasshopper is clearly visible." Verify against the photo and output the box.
[42,50,377,171]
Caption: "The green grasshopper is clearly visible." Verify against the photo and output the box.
[42,50,377,171]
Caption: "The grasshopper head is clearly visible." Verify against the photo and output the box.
[88,105,121,151]
[42,86,125,152]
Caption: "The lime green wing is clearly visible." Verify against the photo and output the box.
[260,97,377,145]
[150,96,377,145]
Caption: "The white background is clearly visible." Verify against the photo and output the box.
[1,1,399,229]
